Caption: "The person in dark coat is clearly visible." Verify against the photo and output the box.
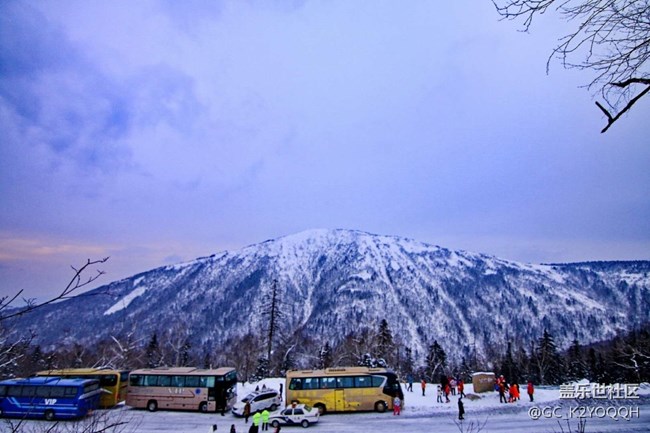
[244,401,251,424]
[458,397,465,420]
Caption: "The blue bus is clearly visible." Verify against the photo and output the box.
[0,377,102,420]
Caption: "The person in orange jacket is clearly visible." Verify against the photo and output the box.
[509,383,518,402]
[527,381,534,402]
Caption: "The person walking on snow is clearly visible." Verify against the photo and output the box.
[421,379,426,396]
[458,397,465,420]
[527,381,534,402]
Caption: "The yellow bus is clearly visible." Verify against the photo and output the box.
[286,367,403,414]
[126,367,237,413]
[35,368,129,408]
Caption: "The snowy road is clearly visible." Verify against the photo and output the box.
[106,398,649,433]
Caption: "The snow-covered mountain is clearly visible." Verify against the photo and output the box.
[10,229,650,360]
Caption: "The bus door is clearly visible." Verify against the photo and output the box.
[334,389,345,411]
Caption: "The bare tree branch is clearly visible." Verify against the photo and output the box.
[492,0,650,132]
[597,82,650,132]
[0,257,109,322]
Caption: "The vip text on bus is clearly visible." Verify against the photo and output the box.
[0,376,101,421]
[127,367,237,413]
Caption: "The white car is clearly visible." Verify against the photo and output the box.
[269,404,320,428]
[232,389,281,416]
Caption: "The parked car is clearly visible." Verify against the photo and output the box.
[269,404,320,428]
[232,389,281,416]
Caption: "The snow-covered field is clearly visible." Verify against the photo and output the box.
[9,379,650,433]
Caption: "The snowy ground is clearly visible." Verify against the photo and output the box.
[8,379,650,433]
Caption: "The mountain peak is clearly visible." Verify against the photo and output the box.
[9,230,650,365]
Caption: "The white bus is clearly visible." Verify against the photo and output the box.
[127,367,237,413]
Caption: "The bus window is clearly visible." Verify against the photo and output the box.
[371,376,385,387]
[355,376,371,388]
[130,375,142,386]
[172,376,185,387]
[289,378,302,390]
[158,376,171,387]
[100,375,118,387]
[320,378,336,389]
[185,376,199,388]
[337,377,354,388]
[303,378,319,390]
[36,386,51,397]
[0,385,6,396]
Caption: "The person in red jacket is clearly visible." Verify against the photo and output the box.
[527,381,534,402]
[458,379,465,398]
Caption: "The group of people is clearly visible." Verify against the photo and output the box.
[437,376,466,403]
[406,374,466,402]
[495,375,535,403]
[404,374,535,421]
[209,410,281,433]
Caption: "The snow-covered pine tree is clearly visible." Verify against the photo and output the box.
[424,340,447,382]
[533,329,562,384]
[565,338,587,382]
[145,333,162,368]
[318,342,333,369]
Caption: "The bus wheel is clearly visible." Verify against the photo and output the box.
[270,404,278,411]
[374,401,387,413]
[314,403,326,415]
[147,400,158,412]
[44,410,55,421]
[199,402,208,413]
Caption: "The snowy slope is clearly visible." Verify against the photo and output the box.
[9,229,650,360]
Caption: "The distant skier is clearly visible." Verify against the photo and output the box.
[458,397,465,420]
[421,379,426,396]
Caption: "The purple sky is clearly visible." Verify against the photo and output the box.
[1,0,649,300]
